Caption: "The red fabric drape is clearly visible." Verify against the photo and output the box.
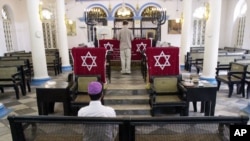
[71,47,107,83]
[99,39,120,60]
[131,39,151,60]
[146,47,180,79]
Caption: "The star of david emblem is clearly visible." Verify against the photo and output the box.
[154,51,171,70]
[136,42,147,52]
[81,52,97,71]
[104,42,114,51]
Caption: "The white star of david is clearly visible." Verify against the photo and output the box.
[154,51,171,70]
[136,42,147,52]
[81,52,97,71]
[104,42,114,51]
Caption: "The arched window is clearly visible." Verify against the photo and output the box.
[192,18,206,47]
[192,5,207,47]
[1,6,14,52]
[41,7,57,49]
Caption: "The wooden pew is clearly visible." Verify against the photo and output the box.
[0,66,25,99]
[7,115,249,141]
[46,55,61,75]
[195,54,243,74]
[0,60,31,93]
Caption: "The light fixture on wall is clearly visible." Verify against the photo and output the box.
[204,2,210,20]
[175,0,180,23]
[39,1,43,20]
[39,1,53,20]
[1,7,8,20]
[193,2,210,20]
[66,19,76,36]
[41,9,53,20]
[117,0,131,17]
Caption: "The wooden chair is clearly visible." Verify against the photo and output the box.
[71,47,107,83]
[149,75,187,116]
[216,62,248,98]
[0,66,25,99]
[70,75,102,115]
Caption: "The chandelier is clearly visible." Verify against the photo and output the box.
[117,2,131,17]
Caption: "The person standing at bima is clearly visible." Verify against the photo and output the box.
[117,20,134,74]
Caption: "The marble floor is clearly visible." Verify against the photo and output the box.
[0,68,250,141]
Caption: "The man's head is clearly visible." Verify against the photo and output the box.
[88,81,103,100]
[123,20,128,26]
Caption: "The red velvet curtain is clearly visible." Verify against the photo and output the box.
[71,47,107,83]
[146,47,180,80]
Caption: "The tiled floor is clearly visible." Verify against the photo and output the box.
[0,68,250,141]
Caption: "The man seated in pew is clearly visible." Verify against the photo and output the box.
[78,81,117,141]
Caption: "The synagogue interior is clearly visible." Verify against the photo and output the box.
[0,0,250,141]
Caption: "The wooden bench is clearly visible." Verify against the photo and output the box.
[223,46,249,53]
[195,54,243,74]
[46,55,61,75]
[0,56,19,60]
[185,51,204,72]
[3,50,26,56]
[8,115,249,141]
[186,50,229,72]
[190,46,204,52]
[2,51,61,75]
[0,60,31,93]
[0,66,25,99]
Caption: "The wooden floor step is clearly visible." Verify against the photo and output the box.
[105,89,149,95]
[104,95,149,105]
[107,104,151,115]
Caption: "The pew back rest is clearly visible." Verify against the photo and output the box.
[19,56,33,63]
[0,56,19,60]
[235,59,250,78]
[7,115,249,141]
[229,62,248,79]
[0,66,19,79]
[10,53,31,57]
[0,60,31,76]
[0,60,28,67]
[46,55,58,63]
[190,52,204,60]
[218,55,242,65]
[190,47,204,52]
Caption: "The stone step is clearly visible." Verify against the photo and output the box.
[107,104,151,116]
[104,95,149,105]
[105,89,149,95]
